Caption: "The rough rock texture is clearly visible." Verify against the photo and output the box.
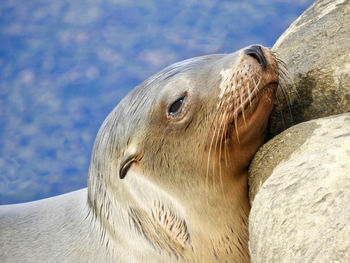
[268,0,350,139]
[248,120,318,205]
[248,113,350,262]
[248,1,350,261]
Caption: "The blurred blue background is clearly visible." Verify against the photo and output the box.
[0,0,314,204]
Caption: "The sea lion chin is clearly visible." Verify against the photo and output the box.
[0,45,284,263]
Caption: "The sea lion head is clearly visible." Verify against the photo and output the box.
[87,45,281,261]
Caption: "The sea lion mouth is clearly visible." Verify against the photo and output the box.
[257,82,278,96]
[232,80,278,121]
[242,81,278,112]
[224,81,278,140]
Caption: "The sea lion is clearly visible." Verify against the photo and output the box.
[0,45,282,262]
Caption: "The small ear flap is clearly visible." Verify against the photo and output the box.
[119,155,136,179]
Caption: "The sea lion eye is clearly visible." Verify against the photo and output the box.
[168,95,186,116]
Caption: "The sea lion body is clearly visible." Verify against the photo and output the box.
[0,46,281,262]
[0,190,116,262]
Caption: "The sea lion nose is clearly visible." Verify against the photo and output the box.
[244,45,267,68]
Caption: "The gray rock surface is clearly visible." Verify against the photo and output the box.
[268,0,350,139]
[248,119,318,205]
[248,113,350,262]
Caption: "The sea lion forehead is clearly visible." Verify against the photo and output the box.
[144,54,225,88]
[153,52,243,100]
[120,54,227,116]
[102,55,225,145]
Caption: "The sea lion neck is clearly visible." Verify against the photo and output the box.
[88,163,251,261]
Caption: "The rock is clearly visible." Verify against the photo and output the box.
[247,1,350,261]
[248,113,350,262]
[248,119,318,205]
[268,0,350,139]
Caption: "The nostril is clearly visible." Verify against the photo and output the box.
[244,45,267,68]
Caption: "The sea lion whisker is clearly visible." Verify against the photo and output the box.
[247,82,253,114]
[239,80,247,127]
[223,127,230,167]
[276,56,286,65]
[244,75,261,109]
[217,102,233,195]
[213,101,230,190]
[275,93,286,128]
[212,107,226,191]
[277,58,287,70]
[221,105,232,168]
[280,69,298,99]
[277,79,291,102]
[217,112,226,196]
[276,56,296,97]
[277,81,294,124]
[205,89,232,195]
[255,77,261,92]
[230,82,241,144]
[203,103,224,171]
[277,60,289,73]
[206,116,220,195]
[276,63,293,101]
[218,103,232,168]
[278,67,288,82]
[233,111,240,144]
[279,67,292,85]
[272,50,284,63]
[251,77,258,95]
[208,91,228,137]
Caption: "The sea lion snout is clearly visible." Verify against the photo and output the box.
[244,45,267,68]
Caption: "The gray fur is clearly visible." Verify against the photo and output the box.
[0,189,115,262]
